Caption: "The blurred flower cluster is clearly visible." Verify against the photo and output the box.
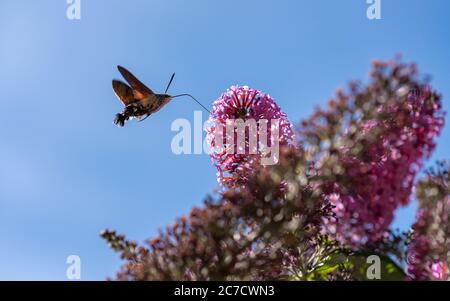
[406,161,449,280]
[103,59,447,281]
[103,146,337,280]
[298,60,444,248]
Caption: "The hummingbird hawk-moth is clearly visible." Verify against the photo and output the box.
[112,65,208,127]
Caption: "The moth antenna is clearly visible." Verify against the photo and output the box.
[165,73,176,94]
[171,94,210,113]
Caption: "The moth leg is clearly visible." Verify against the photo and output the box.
[114,113,127,127]
[114,105,135,127]
[138,113,151,122]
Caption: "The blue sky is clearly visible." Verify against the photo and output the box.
[0,0,448,280]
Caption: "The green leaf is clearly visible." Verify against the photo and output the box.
[345,251,406,281]
[307,251,406,281]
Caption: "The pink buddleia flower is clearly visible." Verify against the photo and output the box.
[407,209,450,280]
[300,60,445,248]
[407,162,449,280]
[328,85,443,247]
[206,86,294,185]
[406,208,432,280]
[431,261,449,280]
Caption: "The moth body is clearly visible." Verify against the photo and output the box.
[111,65,173,127]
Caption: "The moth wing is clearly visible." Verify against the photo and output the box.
[117,65,154,101]
[112,79,136,106]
